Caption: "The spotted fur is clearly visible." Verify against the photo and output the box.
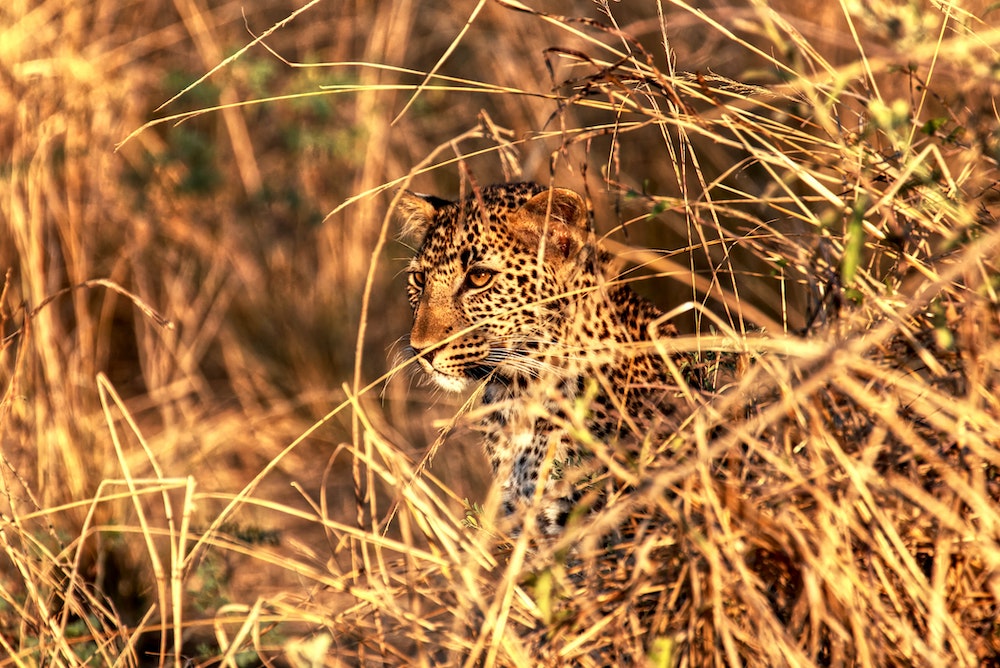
[399,183,682,534]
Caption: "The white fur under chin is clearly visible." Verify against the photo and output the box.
[416,358,469,392]
[420,363,470,392]
[432,374,469,392]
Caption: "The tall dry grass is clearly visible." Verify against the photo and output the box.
[1,0,999,665]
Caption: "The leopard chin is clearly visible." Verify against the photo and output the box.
[429,374,470,393]
[424,361,497,392]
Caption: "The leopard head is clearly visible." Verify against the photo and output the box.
[398,183,593,392]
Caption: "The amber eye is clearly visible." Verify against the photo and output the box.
[407,271,425,304]
[464,267,495,290]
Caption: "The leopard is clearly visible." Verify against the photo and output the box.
[398,182,705,536]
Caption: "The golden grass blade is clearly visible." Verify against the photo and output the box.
[154,0,324,113]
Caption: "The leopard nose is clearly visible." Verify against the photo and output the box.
[407,340,428,359]
[407,334,435,357]
[406,339,440,376]
[409,326,452,356]
[407,334,443,362]
[410,298,456,352]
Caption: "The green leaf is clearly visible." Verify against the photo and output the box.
[840,196,868,286]
[921,117,948,135]
[647,636,676,668]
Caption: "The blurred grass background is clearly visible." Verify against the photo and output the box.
[1,0,999,665]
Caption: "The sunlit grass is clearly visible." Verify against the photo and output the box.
[2,0,999,665]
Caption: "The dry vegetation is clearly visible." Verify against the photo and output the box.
[2,0,1000,665]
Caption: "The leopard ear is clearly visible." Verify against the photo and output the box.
[515,188,589,260]
[397,191,451,245]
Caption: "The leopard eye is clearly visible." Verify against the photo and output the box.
[464,267,495,290]
[407,270,425,304]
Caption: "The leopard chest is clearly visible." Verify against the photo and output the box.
[477,380,578,505]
